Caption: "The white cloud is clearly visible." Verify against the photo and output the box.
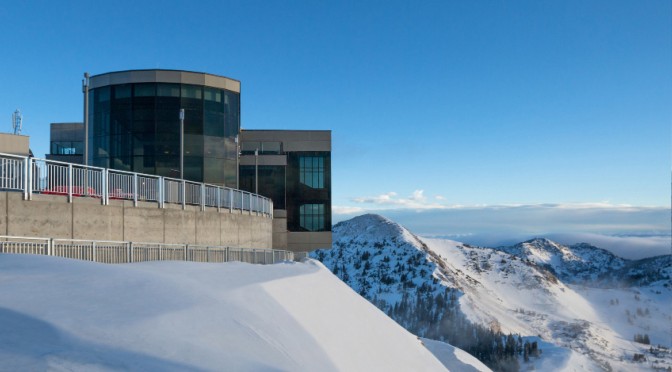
[409,190,426,201]
[544,233,671,260]
[332,206,365,215]
[351,190,446,210]
[352,192,397,204]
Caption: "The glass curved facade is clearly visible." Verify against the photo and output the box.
[88,81,239,186]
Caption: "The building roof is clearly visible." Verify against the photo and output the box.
[88,69,240,93]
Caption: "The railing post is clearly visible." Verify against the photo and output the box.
[26,157,32,200]
[21,157,27,200]
[201,183,205,211]
[217,187,221,212]
[206,246,210,262]
[102,169,108,205]
[67,163,73,203]
[133,173,138,207]
[48,238,53,256]
[225,246,229,262]
[158,177,163,208]
[128,242,133,263]
[184,244,189,261]
[92,241,97,262]
[229,189,233,213]
[181,180,186,210]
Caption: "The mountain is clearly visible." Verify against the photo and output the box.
[313,214,672,372]
[0,254,494,371]
[498,238,671,287]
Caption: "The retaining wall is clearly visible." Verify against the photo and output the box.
[0,192,272,248]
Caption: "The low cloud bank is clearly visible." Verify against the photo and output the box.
[333,204,670,259]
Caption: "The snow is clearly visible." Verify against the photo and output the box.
[0,254,493,371]
[320,214,672,371]
[528,338,596,372]
[420,338,491,372]
[422,237,672,371]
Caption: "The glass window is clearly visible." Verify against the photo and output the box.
[114,85,131,99]
[238,165,286,209]
[181,85,202,99]
[51,141,82,155]
[299,156,325,189]
[73,141,84,154]
[183,156,203,182]
[204,87,222,102]
[96,86,110,102]
[134,83,156,97]
[223,91,240,137]
[203,111,225,137]
[203,157,225,185]
[300,204,325,231]
[204,135,226,158]
[157,84,180,97]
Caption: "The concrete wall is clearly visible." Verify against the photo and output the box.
[0,192,272,248]
[287,231,332,252]
[240,130,331,152]
[272,210,289,250]
[0,133,30,156]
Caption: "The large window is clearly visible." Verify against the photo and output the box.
[89,81,240,187]
[299,156,324,189]
[239,165,286,209]
[300,204,325,232]
[51,141,83,155]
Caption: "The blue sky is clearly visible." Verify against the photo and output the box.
[0,1,669,249]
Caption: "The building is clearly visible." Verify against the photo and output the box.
[0,133,30,157]
[48,69,331,251]
[46,122,84,164]
[86,69,240,187]
[239,130,331,251]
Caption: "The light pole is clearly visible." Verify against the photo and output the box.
[83,72,89,165]
[235,135,239,189]
[179,109,185,179]
[255,148,258,194]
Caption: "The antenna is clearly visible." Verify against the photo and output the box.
[12,109,22,135]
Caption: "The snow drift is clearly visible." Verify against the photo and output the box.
[0,253,489,371]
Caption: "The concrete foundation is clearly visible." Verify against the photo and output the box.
[0,192,272,248]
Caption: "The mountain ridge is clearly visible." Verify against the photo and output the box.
[313,214,672,371]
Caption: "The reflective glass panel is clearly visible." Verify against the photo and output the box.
[299,156,325,189]
[299,204,325,231]
[157,84,180,97]
[134,83,156,97]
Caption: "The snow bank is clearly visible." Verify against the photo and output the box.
[0,254,452,371]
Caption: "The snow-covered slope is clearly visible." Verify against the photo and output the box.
[0,254,492,371]
[314,214,672,372]
[497,238,671,287]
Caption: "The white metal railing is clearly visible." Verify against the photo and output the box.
[0,235,295,264]
[0,153,272,216]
